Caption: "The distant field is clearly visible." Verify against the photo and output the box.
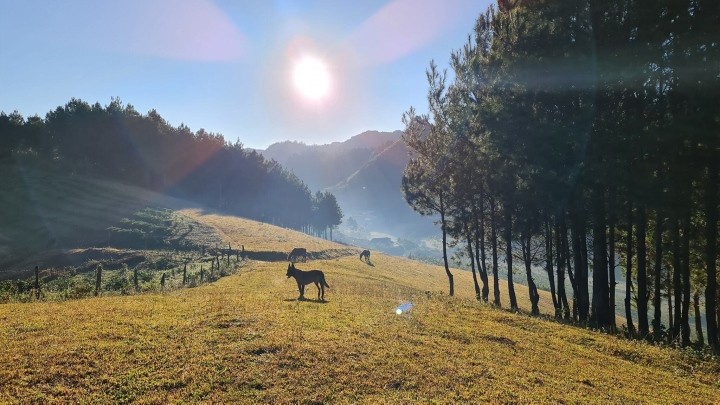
[1,167,718,402]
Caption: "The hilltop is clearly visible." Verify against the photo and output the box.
[0,173,718,403]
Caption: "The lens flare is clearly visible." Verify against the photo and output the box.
[394,302,413,315]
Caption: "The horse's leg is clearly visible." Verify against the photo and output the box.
[298,282,304,300]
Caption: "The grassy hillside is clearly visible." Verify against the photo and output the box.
[0,166,209,275]
[0,166,350,281]
[1,207,719,403]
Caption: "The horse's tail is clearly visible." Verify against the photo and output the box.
[322,276,330,289]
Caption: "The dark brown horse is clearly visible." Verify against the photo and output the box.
[287,247,308,263]
[286,263,330,301]
[360,249,371,263]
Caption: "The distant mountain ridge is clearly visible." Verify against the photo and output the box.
[259,130,436,242]
[263,130,402,160]
[328,137,436,238]
[259,130,403,191]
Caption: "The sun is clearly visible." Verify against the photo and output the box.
[292,56,330,100]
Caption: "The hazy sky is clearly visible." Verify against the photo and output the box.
[0,0,491,149]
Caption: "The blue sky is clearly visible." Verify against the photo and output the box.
[0,0,491,149]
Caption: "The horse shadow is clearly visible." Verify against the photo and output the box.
[282,298,329,304]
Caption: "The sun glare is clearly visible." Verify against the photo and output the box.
[292,56,330,100]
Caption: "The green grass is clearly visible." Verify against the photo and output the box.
[1,167,196,268]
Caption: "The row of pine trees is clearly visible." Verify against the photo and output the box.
[0,98,342,237]
[402,0,719,351]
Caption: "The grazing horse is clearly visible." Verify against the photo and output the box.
[286,263,330,301]
[360,249,371,263]
[287,247,308,263]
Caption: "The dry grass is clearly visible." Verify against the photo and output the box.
[181,209,347,255]
[1,251,718,403]
[2,173,718,403]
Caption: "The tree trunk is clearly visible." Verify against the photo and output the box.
[671,214,682,342]
[608,210,617,331]
[681,209,691,347]
[556,218,570,319]
[704,159,719,352]
[637,205,649,338]
[591,190,610,329]
[580,228,590,322]
[474,200,489,302]
[545,218,560,317]
[490,196,501,307]
[652,211,664,341]
[440,193,454,297]
[563,217,578,320]
[522,232,540,316]
[571,212,587,323]
[625,203,636,336]
[466,223,481,300]
[505,208,518,311]
[694,292,704,347]
[667,274,674,340]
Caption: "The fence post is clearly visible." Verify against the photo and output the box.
[95,265,102,296]
[227,242,231,266]
[34,266,40,300]
[160,273,166,291]
[182,263,187,286]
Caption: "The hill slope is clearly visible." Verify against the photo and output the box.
[1,209,718,403]
[0,165,354,279]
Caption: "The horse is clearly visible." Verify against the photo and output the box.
[360,249,371,263]
[286,263,330,301]
[287,247,308,263]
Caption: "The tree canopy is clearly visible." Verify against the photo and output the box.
[1,98,342,234]
[402,0,719,351]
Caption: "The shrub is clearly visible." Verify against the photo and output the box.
[105,265,133,295]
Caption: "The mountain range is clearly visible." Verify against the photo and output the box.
[259,130,437,250]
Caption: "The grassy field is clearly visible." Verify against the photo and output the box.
[2,235,719,402]
[1,167,719,403]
